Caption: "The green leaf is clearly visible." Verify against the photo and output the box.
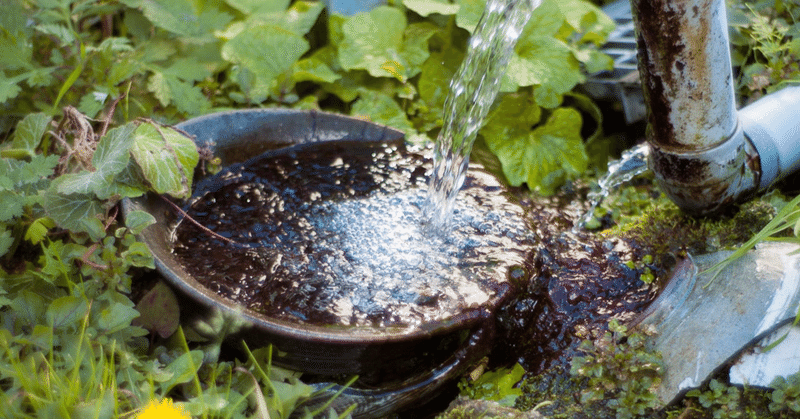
[102,162,148,199]
[221,25,309,91]
[124,210,156,235]
[25,217,56,245]
[10,291,47,327]
[483,96,587,194]
[0,190,24,222]
[465,363,526,406]
[57,123,136,197]
[46,295,89,330]
[0,73,23,103]
[404,0,459,17]
[123,0,232,39]
[0,226,13,258]
[161,350,204,393]
[35,23,77,45]
[338,7,408,78]
[10,113,52,155]
[292,58,340,84]
[507,36,583,108]
[351,90,413,133]
[147,72,211,116]
[96,300,141,335]
[122,241,154,269]
[218,1,324,39]
[455,0,485,33]
[0,28,33,72]
[133,282,180,338]
[130,122,200,199]
[44,179,107,233]
[224,0,289,14]
[419,48,464,112]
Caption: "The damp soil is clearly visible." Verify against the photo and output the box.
[171,140,533,329]
[490,184,665,375]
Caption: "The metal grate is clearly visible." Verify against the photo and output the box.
[582,0,646,124]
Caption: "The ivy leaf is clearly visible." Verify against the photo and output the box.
[224,0,289,14]
[101,162,148,200]
[0,74,23,103]
[221,25,309,92]
[57,123,136,197]
[351,90,414,134]
[483,95,587,194]
[124,210,156,235]
[403,0,459,17]
[507,36,583,108]
[122,241,154,269]
[120,0,232,40]
[218,1,324,39]
[9,113,51,155]
[543,0,614,45]
[455,0,485,33]
[401,22,440,79]
[292,58,340,84]
[44,179,108,233]
[0,28,33,72]
[25,217,56,245]
[130,122,200,199]
[147,72,211,116]
[0,226,13,258]
[0,191,24,222]
[338,7,408,78]
[418,48,464,114]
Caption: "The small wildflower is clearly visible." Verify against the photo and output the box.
[137,398,191,419]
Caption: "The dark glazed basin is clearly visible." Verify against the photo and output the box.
[123,109,516,415]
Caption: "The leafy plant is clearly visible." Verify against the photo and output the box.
[458,362,527,407]
[2,0,613,195]
[770,371,800,414]
[729,0,800,103]
[685,380,742,419]
[570,320,664,419]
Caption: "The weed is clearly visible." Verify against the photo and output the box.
[770,371,800,414]
[570,320,664,419]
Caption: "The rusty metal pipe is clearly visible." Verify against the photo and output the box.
[630,0,758,214]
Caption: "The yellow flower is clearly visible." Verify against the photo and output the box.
[137,398,191,419]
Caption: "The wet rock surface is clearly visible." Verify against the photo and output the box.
[490,189,662,375]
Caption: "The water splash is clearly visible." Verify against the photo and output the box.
[424,0,542,230]
[572,143,651,233]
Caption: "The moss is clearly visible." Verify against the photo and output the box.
[591,181,777,281]
[437,397,544,419]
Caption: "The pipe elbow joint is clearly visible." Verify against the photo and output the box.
[648,123,760,216]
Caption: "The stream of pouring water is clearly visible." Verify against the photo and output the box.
[572,142,651,233]
[424,0,542,229]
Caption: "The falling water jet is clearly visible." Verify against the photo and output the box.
[572,142,651,233]
[424,0,542,231]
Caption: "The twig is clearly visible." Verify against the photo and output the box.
[160,195,241,245]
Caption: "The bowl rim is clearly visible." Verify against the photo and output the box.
[123,108,511,345]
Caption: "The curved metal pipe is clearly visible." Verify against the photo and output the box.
[630,0,759,214]
[740,86,800,191]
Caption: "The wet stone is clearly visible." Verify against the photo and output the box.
[171,141,533,329]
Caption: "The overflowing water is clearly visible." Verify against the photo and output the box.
[424,0,542,229]
[572,143,651,233]
[172,140,532,328]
